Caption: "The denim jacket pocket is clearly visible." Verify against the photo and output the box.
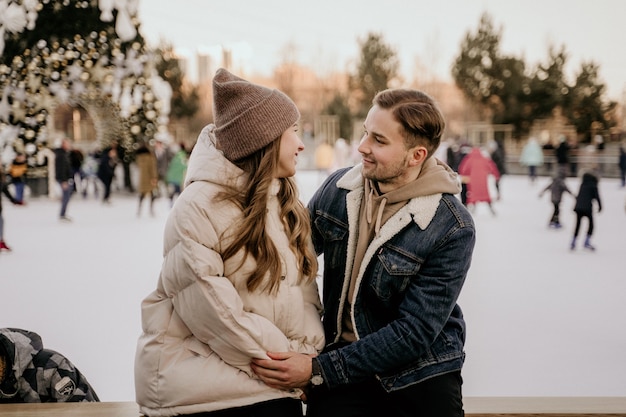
[314,214,348,269]
[370,245,421,301]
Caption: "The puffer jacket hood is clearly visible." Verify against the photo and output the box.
[184,124,244,191]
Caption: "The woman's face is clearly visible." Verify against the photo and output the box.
[276,123,304,178]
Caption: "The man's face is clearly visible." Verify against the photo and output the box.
[357,105,417,193]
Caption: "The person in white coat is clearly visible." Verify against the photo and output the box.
[134,68,325,417]
[519,137,544,183]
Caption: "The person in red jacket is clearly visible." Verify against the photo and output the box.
[458,146,500,215]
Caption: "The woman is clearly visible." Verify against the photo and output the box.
[134,68,325,417]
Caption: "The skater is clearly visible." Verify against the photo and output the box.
[489,139,506,200]
[134,141,158,217]
[54,138,74,221]
[164,142,188,207]
[519,137,544,183]
[7,153,27,204]
[1,166,24,251]
[570,170,602,250]
[458,146,500,215]
[618,142,626,188]
[538,168,575,229]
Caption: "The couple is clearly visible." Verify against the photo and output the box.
[134,69,476,417]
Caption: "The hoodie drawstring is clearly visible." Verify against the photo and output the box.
[375,198,387,237]
[366,186,373,225]
[365,183,387,237]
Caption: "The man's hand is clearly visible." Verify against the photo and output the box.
[251,351,313,391]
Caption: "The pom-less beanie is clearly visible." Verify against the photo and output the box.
[212,68,300,162]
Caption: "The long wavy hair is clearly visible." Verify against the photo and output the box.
[219,138,317,294]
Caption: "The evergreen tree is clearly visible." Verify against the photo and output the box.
[323,93,353,141]
[154,43,199,120]
[451,13,503,115]
[452,12,614,140]
[566,62,615,141]
[0,1,168,162]
[350,32,399,118]
[527,45,571,120]
[0,1,117,65]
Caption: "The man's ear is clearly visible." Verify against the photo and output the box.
[408,146,428,167]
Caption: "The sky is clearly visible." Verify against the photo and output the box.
[136,0,626,101]
[2,169,625,401]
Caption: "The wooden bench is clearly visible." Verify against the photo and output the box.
[464,397,626,416]
[1,397,625,416]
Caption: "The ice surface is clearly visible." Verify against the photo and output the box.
[1,171,625,400]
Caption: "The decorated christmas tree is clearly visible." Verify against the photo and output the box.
[0,0,171,170]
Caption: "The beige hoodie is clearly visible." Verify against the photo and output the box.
[341,157,461,341]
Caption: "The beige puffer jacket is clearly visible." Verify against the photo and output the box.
[134,125,325,416]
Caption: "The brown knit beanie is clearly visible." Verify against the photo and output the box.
[212,68,300,162]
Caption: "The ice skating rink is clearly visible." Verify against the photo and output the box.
[1,171,625,400]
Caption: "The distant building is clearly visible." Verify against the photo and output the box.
[175,54,189,79]
[197,53,214,84]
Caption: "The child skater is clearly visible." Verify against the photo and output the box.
[570,170,602,251]
[538,167,575,229]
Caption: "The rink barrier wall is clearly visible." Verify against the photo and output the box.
[0,397,625,416]
[504,152,623,179]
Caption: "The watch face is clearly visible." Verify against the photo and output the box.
[311,374,324,386]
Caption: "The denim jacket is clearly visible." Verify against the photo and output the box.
[310,165,475,392]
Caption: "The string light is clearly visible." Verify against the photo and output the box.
[0,0,171,161]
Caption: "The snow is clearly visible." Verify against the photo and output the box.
[1,171,625,401]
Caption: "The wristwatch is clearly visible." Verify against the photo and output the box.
[310,357,324,387]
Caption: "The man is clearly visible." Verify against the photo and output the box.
[54,138,74,221]
[251,88,476,416]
